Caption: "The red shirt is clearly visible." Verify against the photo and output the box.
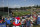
[0,20,3,22]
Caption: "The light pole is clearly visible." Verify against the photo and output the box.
[30,6,34,27]
[3,0,4,16]
[31,6,33,16]
[7,0,9,17]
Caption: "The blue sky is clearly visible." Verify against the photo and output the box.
[0,0,40,8]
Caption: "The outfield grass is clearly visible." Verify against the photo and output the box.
[13,11,31,16]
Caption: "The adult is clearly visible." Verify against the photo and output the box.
[37,13,40,25]
[26,18,31,27]
[32,11,38,24]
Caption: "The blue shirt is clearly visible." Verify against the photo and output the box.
[37,17,40,21]
[0,22,6,25]
[0,22,6,27]
[26,20,31,26]
[6,20,11,24]
[12,18,15,20]
[5,18,7,21]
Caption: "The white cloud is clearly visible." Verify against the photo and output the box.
[27,4,34,7]
[21,4,34,7]
[13,4,20,8]
[9,4,20,8]
[8,4,34,8]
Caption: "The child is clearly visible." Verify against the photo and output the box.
[6,17,11,27]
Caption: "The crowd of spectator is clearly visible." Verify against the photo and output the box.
[0,12,40,27]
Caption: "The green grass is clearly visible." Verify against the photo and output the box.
[13,11,31,16]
